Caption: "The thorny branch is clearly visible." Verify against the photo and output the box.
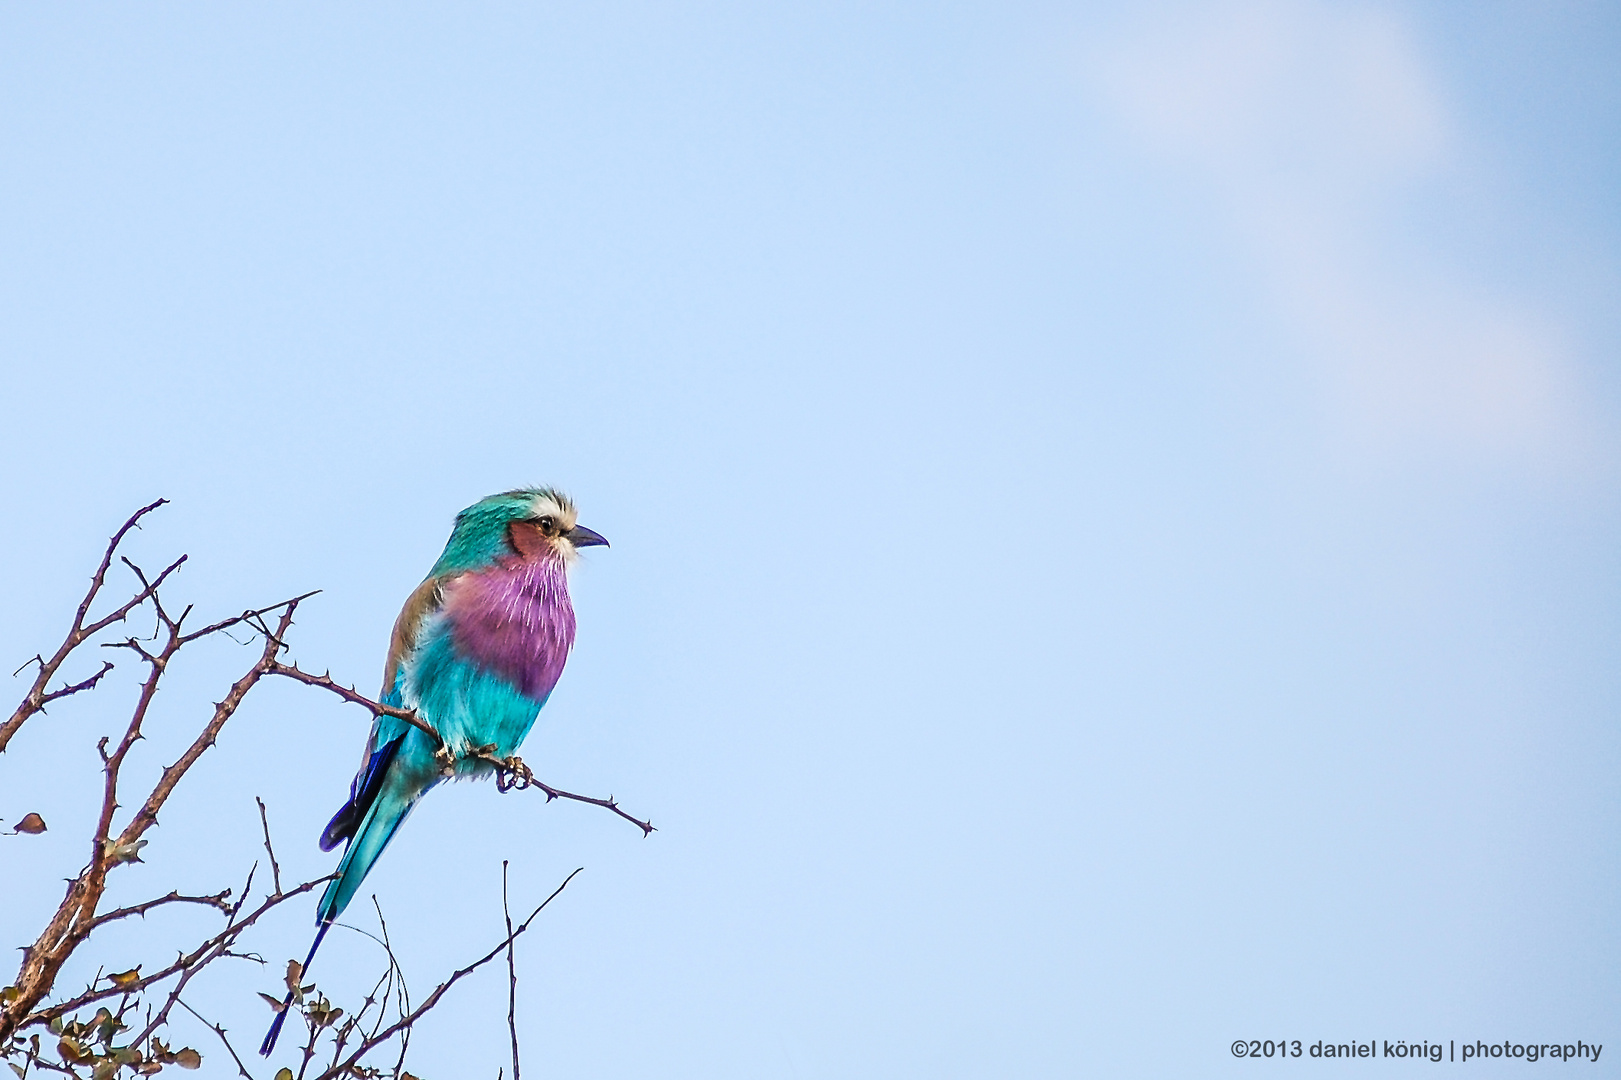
[256,797,283,896]
[29,874,329,1028]
[477,750,656,837]
[265,664,443,748]
[267,662,656,836]
[89,889,234,929]
[2,583,312,1049]
[130,871,332,1050]
[2,504,634,1078]
[38,661,115,707]
[306,868,583,1080]
[0,498,179,755]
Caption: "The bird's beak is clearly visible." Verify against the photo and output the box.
[565,524,610,549]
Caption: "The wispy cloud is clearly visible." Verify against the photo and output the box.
[1085,0,1582,465]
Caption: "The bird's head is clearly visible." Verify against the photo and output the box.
[431,487,609,575]
[505,488,609,562]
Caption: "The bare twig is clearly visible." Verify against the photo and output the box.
[504,860,520,1080]
[176,997,255,1080]
[132,870,328,1051]
[322,915,404,1072]
[256,797,283,896]
[1,499,175,755]
[118,601,303,874]
[175,592,320,648]
[477,751,656,837]
[374,898,412,1077]
[36,661,116,708]
[295,998,321,1080]
[90,889,233,929]
[306,868,583,1080]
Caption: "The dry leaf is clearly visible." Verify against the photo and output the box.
[57,1036,90,1064]
[14,813,46,834]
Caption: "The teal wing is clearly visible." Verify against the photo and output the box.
[314,576,446,921]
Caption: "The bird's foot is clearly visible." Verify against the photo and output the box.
[494,754,534,793]
[433,744,457,776]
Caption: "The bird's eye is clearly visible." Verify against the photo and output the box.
[538,515,558,535]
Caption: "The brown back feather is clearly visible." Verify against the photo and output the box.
[382,576,445,697]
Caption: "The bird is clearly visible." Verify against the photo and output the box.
[260,488,608,1056]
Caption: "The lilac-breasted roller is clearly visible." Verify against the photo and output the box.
[260,488,607,1056]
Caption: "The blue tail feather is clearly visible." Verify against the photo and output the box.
[262,738,431,1058]
[315,766,431,926]
[319,735,404,852]
[258,921,330,1056]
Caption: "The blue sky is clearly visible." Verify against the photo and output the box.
[1,3,1617,1077]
